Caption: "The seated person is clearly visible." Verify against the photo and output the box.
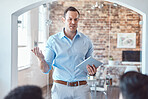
[4,85,43,99]
[119,71,148,99]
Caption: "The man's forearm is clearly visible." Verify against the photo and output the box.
[40,60,50,73]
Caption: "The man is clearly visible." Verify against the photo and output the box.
[119,71,148,99]
[32,6,97,99]
[4,85,43,99]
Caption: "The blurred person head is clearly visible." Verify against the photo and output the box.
[119,71,148,99]
[4,85,43,99]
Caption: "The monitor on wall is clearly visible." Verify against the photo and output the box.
[122,51,142,64]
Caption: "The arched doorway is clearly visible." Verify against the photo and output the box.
[11,0,52,90]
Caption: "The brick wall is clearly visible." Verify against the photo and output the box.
[48,0,142,63]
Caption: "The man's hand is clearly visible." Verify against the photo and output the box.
[86,64,97,76]
[31,47,50,73]
[31,47,44,61]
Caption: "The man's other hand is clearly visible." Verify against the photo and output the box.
[86,64,97,76]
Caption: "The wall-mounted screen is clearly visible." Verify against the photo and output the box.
[122,51,142,62]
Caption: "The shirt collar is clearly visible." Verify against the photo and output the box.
[59,28,65,39]
[60,28,81,39]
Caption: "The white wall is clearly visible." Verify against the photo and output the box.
[0,0,148,98]
[0,0,50,98]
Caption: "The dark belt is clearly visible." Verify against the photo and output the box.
[54,80,87,87]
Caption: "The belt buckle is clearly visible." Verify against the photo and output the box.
[67,82,71,86]
[67,81,79,87]
[74,82,77,86]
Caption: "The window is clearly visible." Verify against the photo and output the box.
[18,11,31,70]
[17,5,47,70]
[38,5,47,53]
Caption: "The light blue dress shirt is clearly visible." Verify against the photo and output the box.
[44,28,93,82]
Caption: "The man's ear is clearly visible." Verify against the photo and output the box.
[62,17,65,23]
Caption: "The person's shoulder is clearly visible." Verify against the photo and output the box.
[47,32,61,43]
[79,32,91,40]
[79,32,87,37]
[48,32,61,39]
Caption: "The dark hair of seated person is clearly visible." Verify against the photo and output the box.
[4,85,43,99]
[119,71,148,99]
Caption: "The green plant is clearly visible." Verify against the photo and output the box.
[109,56,114,60]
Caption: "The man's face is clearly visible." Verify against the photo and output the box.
[63,11,79,33]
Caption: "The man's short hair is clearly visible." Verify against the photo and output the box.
[119,71,148,99]
[64,6,80,18]
[4,85,43,99]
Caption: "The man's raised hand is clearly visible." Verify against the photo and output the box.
[31,47,44,61]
